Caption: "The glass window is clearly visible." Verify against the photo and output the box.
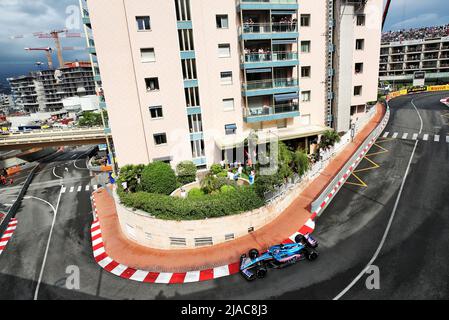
[354,86,362,96]
[136,16,151,31]
[356,15,365,26]
[220,71,233,85]
[218,44,231,58]
[356,39,365,50]
[301,66,311,77]
[153,133,167,145]
[225,124,237,135]
[149,106,163,119]
[300,14,310,27]
[145,78,159,91]
[301,90,311,102]
[355,63,364,74]
[188,114,203,133]
[141,48,155,62]
[216,15,229,29]
[222,98,234,111]
[301,41,311,53]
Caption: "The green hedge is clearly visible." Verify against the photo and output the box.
[176,161,197,185]
[118,186,264,221]
[140,161,177,195]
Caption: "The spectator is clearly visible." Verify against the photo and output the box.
[382,24,449,43]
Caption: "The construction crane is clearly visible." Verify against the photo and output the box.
[35,30,67,68]
[382,0,392,31]
[24,47,54,69]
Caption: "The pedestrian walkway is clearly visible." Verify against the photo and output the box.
[91,104,387,275]
[61,184,98,194]
[381,131,449,143]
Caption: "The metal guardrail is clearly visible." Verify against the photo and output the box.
[310,104,390,214]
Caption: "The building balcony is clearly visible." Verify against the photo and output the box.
[87,46,96,55]
[240,22,298,40]
[83,16,91,28]
[243,102,299,123]
[238,0,298,11]
[242,51,299,69]
[242,77,298,96]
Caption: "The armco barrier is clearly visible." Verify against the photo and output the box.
[311,104,390,215]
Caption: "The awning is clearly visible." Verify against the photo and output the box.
[246,68,272,74]
[274,93,299,102]
[272,39,297,45]
[271,11,297,15]
[225,123,237,130]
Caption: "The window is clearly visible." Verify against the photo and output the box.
[191,139,205,158]
[222,98,234,111]
[301,90,311,102]
[225,124,237,135]
[149,106,164,119]
[300,14,310,27]
[181,59,197,80]
[188,114,203,133]
[185,87,200,107]
[140,48,155,62]
[145,77,159,91]
[301,66,311,78]
[356,15,365,26]
[174,0,191,21]
[178,29,195,51]
[301,41,311,53]
[153,133,167,145]
[149,106,163,119]
[218,44,231,58]
[136,16,151,31]
[354,86,362,96]
[356,39,365,50]
[216,15,229,29]
[220,71,233,85]
[355,62,364,74]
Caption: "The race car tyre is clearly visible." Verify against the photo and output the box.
[305,249,318,261]
[294,234,306,244]
[249,248,259,260]
[256,267,267,279]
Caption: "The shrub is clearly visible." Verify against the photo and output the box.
[293,150,310,176]
[188,187,205,199]
[117,164,145,192]
[201,173,233,194]
[176,161,197,185]
[117,186,264,220]
[253,173,283,198]
[319,130,341,150]
[210,163,223,175]
[140,161,177,195]
[217,171,227,178]
[220,185,235,193]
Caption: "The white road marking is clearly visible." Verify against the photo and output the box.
[391,132,398,138]
[434,135,440,142]
[85,185,90,191]
[412,133,418,140]
[334,98,423,300]
[61,187,66,193]
[423,134,429,141]
[402,133,408,139]
[446,136,449,143]
[69,186,74,193]
[26,188,63,300]
[382,132,389,138]
[77,186,82,192]
[93,185,98,190]
[52,166,63,179]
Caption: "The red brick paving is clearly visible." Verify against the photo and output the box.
[92,104,386,273]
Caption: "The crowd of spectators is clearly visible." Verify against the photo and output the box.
[382,24,449,43]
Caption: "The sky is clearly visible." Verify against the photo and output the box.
[0,0,449,92]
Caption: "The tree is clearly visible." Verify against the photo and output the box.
[141,161,177,195]
[277,141,294,179]
[319,130,341,150]
[78,110,108,127]
[117,164,145,192]
[176,161,197,185]
[293,149,310,176]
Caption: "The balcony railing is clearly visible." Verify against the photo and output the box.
[244,102,299,118]
[241,22,298,34]
[243,78,298,91]
[243,51,298,63]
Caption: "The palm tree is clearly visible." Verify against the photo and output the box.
[319,130,341,150]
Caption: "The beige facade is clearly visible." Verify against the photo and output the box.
[81,0,382,168]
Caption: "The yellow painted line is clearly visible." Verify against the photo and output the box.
[365,143,388,157]
[346,173,368,187]
[353,156,380,173]
[376,137,395,143]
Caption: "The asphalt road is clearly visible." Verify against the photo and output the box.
[0,91,448,300]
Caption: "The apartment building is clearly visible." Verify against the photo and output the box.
[0,94,14,114]
[81,0,381,168]
[8,62,96,113]
[379,36,449,87]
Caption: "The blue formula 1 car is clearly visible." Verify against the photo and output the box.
[240,234,318,280]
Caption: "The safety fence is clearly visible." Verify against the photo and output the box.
[387,83,449,100]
